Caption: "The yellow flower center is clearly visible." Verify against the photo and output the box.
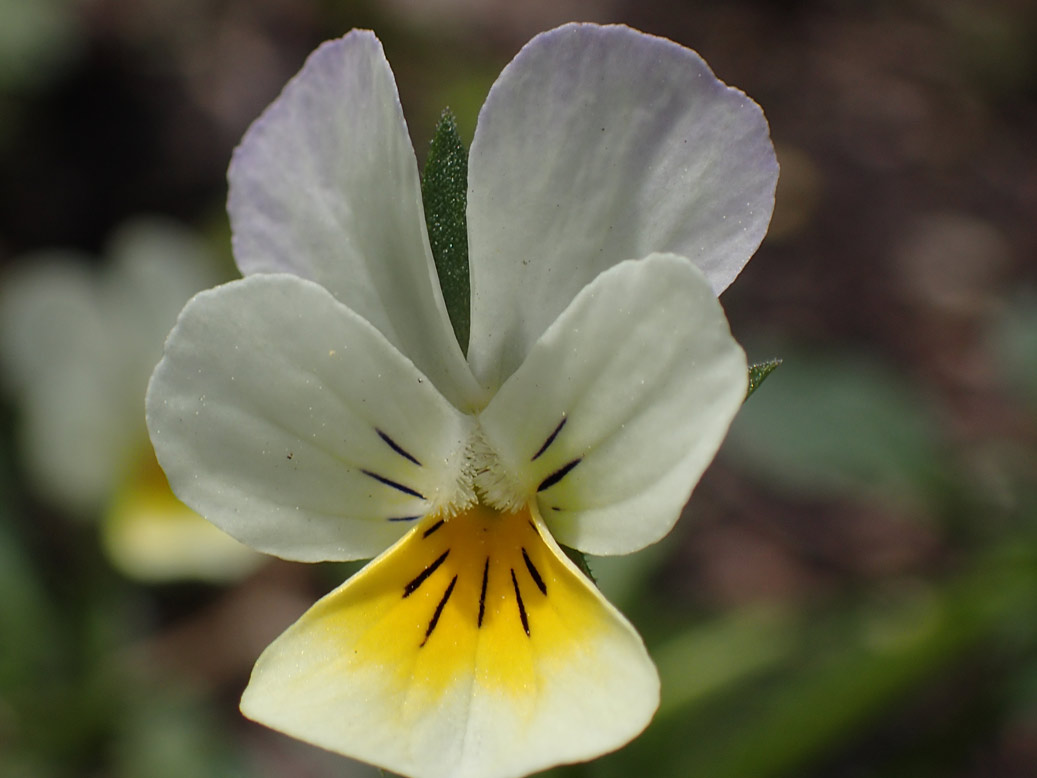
[287,501,610,720]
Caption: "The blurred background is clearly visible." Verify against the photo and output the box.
[1,0,1035,776]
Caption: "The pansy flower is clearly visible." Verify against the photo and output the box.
[146,23,777,778]
[0,219,260,581]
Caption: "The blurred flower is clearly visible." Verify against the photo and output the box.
[147,23,776,778]
[0,218,261,582]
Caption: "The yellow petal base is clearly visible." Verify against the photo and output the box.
[241,503,659,778]
[320,502,606,704]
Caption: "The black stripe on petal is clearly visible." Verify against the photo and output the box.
[531,416,567,461]
[477,557,490,627]
[511,568,530,637]
[420,575,457,647]
[422,519,445,538]
[377,429,422,466]
[537,458,582,493]
[361,469,425,500]
[522,548,547,595]
[404,550,449,598]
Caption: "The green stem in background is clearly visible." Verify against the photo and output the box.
[422,109,471,355]
[593,540,1037,778]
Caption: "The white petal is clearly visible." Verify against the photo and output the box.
[146,274,473,563]
[241,504,658,778]
[477,255,747,555]
[467,23,776,388]
[228,31,482,411]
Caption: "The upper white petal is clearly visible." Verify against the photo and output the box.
[478,254,748,555]
[146,274,473,563]
[228,30,482,411]
[467,23,776,388]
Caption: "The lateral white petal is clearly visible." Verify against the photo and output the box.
[467,23,776,388]
[228,31,481,410]
[146,274,472,563]
[241,505,658,778]
[478,255,748,555]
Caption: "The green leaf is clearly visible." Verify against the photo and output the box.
[666,546,1037,778]
[746,358,782,400]
[728,350,947,504]
[421,109,470,354]
[561,544,596,585]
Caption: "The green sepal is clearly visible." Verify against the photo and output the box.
[561,544,597,585]
[746,358,782,400]
[421,109,471,355]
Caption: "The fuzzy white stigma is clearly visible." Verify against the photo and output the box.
[468,425,528,513]
[426,422,529,519]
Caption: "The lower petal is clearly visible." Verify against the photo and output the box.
[241,504,659,778]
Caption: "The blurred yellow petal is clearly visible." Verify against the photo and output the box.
[241,503,658,778]
[102,447,262,583]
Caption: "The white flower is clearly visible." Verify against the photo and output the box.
[146,23,777,778]
[0,218,260,581]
